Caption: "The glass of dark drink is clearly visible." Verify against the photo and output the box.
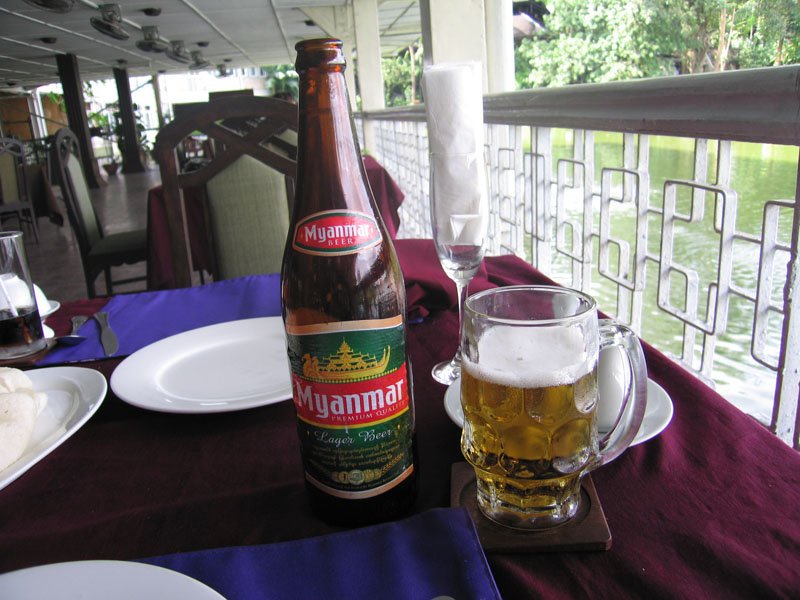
[0,231,46,359]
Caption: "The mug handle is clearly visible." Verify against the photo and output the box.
[590,319,648,469]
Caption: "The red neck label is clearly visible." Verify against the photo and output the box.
[293,210,381,256]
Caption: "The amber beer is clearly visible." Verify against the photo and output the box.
[461,363,599,524]
[281,39,417,526]
[461,285,647,529]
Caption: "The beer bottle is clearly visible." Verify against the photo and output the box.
[281,38,417,526]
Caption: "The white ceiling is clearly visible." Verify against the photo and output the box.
[0,0,421,90]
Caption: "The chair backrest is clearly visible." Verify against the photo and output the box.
[50,128,104,256]
[0,138,29,206]
[153,95,298,287]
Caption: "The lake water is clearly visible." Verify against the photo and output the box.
[543,131,798,424]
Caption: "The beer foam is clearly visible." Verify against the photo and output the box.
[464,325,592,388]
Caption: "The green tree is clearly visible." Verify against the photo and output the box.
[382,43,422,107]
[734,0,800,67]
[262,65,299,100]
[515,0,800,89]
[516,0,678,87]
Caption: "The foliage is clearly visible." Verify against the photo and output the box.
[381,43,423,107]
[262,65,299,100]
[516,0,677,87]
[515,0,800,89]
[734,0,800,67]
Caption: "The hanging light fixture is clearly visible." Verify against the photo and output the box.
[136,25,169,53]
[189,50,210,71]
[90,4,129,41]
[215,64,232,78]
[166,41,191,63]
[23,0,73,12]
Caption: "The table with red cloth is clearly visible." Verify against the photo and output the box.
[1,239,798,598]
[146,155,405,290]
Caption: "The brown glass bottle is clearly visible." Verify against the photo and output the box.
[281,38,417,526]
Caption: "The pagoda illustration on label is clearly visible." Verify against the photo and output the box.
[302,339,391,382]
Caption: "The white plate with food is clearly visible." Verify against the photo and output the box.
[443,377,673,447]
[110,317,292,414]
[0,366,107,492]
[0,560,224,600]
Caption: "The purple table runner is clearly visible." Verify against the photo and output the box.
[39,274,282,365]
[141,508,500,600]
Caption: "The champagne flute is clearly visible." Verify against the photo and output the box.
[429,152,489,385]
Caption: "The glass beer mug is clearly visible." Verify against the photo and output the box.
[460,285,647,529]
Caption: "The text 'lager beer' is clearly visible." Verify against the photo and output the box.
[281,38,417,526]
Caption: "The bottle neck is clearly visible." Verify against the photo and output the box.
[296,64,363,183]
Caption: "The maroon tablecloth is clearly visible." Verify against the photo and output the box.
[2,239,798,598]
[146,157,404,290]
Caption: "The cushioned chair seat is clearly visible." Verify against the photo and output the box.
[88,229,148,260]
[50,128,148,297]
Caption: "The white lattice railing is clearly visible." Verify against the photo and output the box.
[357,65,800,449]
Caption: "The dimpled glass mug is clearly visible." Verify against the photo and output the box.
[460,285,647,529]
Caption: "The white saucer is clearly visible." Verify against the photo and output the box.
[39,300,60,319]
[0,560,224,600]
[443,378,673,447]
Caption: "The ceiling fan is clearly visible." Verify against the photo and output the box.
[136,26,169,53]
[189,51,211,71]
[90,4,130,41]
[22,0,73,12]
[166,41,192,63]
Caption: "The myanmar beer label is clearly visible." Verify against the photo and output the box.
[285,316,414,499]
[292,209,381,256]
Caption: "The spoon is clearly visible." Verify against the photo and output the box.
[56,315,88,346]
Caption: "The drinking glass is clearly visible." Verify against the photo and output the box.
[0,231,46,359]
[461,285,647,529]
[429,152,489,385]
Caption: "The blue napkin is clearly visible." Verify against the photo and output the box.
[141,508,500,600]
[39,274,282,365]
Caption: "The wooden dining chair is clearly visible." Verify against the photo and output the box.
[50,127,147,298]
[153,95,297,288]
[0,138,39,242]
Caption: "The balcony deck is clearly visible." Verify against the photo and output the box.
[360,65,800,448]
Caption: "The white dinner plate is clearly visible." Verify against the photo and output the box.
[0,560,224,600]
[0,366,107,492]
[42,323,54,339]
[111,317,292,414]
[444,378,673,447]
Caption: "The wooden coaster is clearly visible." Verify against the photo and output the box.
[450,462,612,553]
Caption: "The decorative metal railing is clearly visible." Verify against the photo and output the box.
[358,65,800,449]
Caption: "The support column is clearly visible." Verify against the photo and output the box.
[353,0,385,152]
[56,53,103,188]
[29,93,48,140]
[113,67,145,173]
[420,0,487,89]
[485,0,515,93]
[151,72,165,130]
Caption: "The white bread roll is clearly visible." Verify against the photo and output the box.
[0,368,47,471]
